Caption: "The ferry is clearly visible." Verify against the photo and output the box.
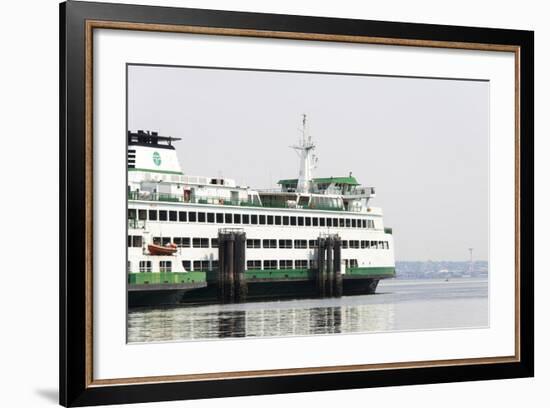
[127,115,395,306]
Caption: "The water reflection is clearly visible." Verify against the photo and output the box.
[128,301,395,342]
[127,279,488,343]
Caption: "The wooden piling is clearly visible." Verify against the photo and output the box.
[333,237,343,298]
[235,232,247,302]
[317,237,326,298]
[326,236,334,297]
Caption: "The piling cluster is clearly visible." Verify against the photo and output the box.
[217,230,247,303]
[316,235,343,298]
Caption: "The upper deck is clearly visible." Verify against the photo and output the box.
[127,117,381,215]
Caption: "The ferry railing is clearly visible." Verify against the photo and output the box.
[128,191,349,212]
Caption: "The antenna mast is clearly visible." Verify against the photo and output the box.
[291,114,316,193]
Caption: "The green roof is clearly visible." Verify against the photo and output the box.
[278,176,359,186]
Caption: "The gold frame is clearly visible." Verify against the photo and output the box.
[84,20,521,388]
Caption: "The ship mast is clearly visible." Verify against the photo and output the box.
[291,114,317,193]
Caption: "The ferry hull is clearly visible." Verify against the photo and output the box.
[128,275,391,307]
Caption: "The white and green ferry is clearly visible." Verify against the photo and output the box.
[127,116,395,306]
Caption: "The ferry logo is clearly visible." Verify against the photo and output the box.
[152,151,161,166]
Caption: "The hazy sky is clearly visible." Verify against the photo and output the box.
[128,64,489,262]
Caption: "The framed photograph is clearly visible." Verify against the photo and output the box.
[60,1,534,406]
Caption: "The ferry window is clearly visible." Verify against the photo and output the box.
[198,212,206,223]
[251,214,258,224]
[173,237,181,247]
[247,260,261,269]
[371,241,378,249]
[234,213,241,224]
[279,260,293,269]
[279,239,292,248]
[196,260,209,271]
[148,210,157,221]
[379,241,384,249]
[319,217,325,227]
[345,219,351,228]
[169,211,177,222]
[211,238,219,248]
[139,260,152,272]
[159,210,167,221]
[326,218,332,227]
[333,218,338,227]
[386,241,390,249]
[181,261,191,271]
[192,238,209,248]
[259,215,266,225]
[290,216,297,226]
[283,216,289,226]
[153,236,161,245]
[216,213,224,223]
[342,240,348,249]
[362,219,367,228]
[351,219,356,228]
[344,259,349,268]
[133,236,143,248]
[159,261,172,272]
[309,239,318,249]
[350,259,358,268]
[188,212,197,222]
[225,213,233,224]
[365,241,370,248]
[207,212,215,223]
[179,238,190,248]
[305,217,311,226]
[361,240,366,249]
[128,209,136,220]
[298,217,304,226]
[294,239,307,249]
[350,240,360,249]
[312,217,318,227]
[162,237,171,246]
[275,215,281,225]
[267,215,274,225]
[127,236,131,247]
[247,239,261,248]
[339,218,345,227]
[242,214,250,224]
[263,239,277,248]
[295,260,308,269]
[138,209,147,220]
[178,211,187,222]
[263,260,277,270]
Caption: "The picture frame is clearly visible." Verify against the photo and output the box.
[59,1,534,406]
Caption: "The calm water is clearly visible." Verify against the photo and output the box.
[127,278,488,343]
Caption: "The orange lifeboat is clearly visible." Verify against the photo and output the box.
[148,243,177,256]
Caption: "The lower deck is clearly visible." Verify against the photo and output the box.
[128,266,395,307]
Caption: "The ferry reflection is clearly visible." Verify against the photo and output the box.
[127,301,396,342]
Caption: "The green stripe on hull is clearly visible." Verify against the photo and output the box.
[346,266,395,277]
[128,272,206,285]
[245,269,311,280]
[128,266,395,286]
